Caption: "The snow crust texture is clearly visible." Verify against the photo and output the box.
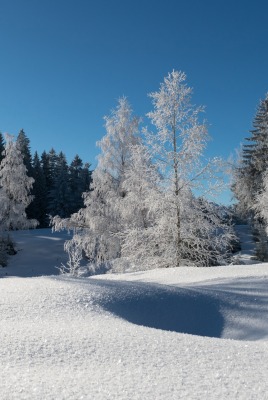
[1,229,268,399]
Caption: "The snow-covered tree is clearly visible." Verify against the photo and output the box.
[232,93,268,217]
[53,75,233,273]
[52,97,140,272]
[113,143,163,271]
[231,94,268,259]
[144,70,233,267]
[255,169,268,223]
[16,129,37,220]
[0,134,38,231]
[16,129,33,175]
[253,169,268,260]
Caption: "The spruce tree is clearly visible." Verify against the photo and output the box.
[232,93,268,217]
[0,134,37,231]
[81,162,92,193]
[232,94,268,260]
[16,129,33,175]
[48,151,71,218]
[31,152,48,227]
[69,155,84,214]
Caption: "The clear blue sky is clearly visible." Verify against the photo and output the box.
[1,0,268,203]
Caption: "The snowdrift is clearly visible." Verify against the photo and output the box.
[1,229,268,399]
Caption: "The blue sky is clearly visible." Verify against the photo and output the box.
[1,0,268,203]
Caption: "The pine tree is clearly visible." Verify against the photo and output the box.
[0,134,38,231]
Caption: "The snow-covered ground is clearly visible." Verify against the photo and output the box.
[232,224,258,264]
[1,229,268,399]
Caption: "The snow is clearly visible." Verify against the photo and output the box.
[1,229,71,277]
[232,224,258,264]
[1,229,268,399]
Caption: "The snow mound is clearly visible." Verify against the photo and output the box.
[1,229,268,399]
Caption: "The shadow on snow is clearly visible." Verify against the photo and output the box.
[86,279,225,338]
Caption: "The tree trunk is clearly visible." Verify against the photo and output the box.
[172,114,181,267]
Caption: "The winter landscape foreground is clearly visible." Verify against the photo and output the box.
[1,230,268,399]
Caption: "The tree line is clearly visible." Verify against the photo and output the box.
[3,70,266,274]
[0,130,92,266]
[232,93,268,259]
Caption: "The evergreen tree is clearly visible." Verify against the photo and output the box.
[68,156,93,215]
[69,154,84,214]
[48,151,71,218]
[16,129,37,219]
[40,151,50,189]
[81,162,92,193]
[47,148,59,190]
[31,152,48,227]
[232,93,268,217]
[40,149,60,223]
[0,134,38,231]
[232,94,268,259]
[41,148,58,194]
[16,129,33,175]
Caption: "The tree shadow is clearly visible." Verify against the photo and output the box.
[193,277,268,341]
[91,279,224,338]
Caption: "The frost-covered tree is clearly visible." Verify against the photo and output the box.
[53,75,233,273]
[144,70,233,267]
[253,169,268,260]
[16,129,33,175]
[232,93,268,217]
[114,143,163,271]
[232,94,268,259]
[0,134,38,231]
[16,129,36,219]
[52,97,140,271]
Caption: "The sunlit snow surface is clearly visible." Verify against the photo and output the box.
[1,229,268,399]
